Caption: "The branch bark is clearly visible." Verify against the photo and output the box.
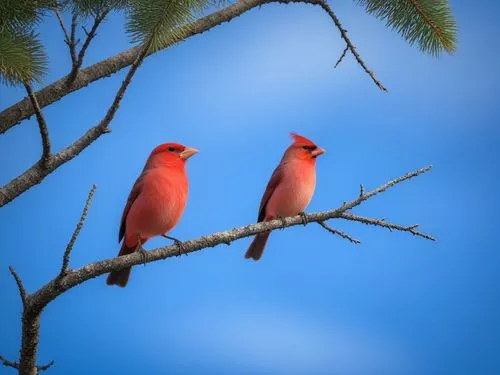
[0,0,385,134]
[1,165,433,374]
[24,84,51,167]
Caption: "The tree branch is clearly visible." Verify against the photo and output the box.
[69,13,78,65]
[8,265,26,306]
[318,221,360,243]
[59,184,97,279]
[0,355,19,370]
[5,165,433,374]
[340,212,437,241]
[54,8,72,49]
[24,84,51,167]
[67,8,112,83]
[0,38,153,207]
[334,44,349,68]
[0,0,385,134]
[315,0,387,91]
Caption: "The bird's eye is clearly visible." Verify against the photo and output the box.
[302,145,316,151]
[168,146,176,152]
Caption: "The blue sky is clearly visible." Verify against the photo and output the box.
[1,1,499,374]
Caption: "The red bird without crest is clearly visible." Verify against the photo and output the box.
[107,143,198,287]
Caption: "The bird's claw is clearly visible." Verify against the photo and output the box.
[136,245,148,266]
[277,215,287,229]
[299,212,308,226]
[162,234,186,256]
[174,239,186,256]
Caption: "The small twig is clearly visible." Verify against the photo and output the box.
[24,84,51,167]
[359,183,365,197]
[318,221,361,244]
[0,355,19,369]
[76,8,111,69]
[341,212,436,241]
[341,166,433,212]
[69,14,78,65]
[0,355,54,372]
[334,44,349,68]
[315,0,388,91]
[82,25,90,37]
[54,8,71,47]
[97,37,154,131]
[37,360,55,372]
[59,184,97,278]
[8,266,26,306]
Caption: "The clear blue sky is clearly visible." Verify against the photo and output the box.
[1,1,499,374]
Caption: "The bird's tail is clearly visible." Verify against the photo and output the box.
[106,242,135,287]
[245,232,271,261]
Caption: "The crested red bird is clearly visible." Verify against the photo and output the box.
[245,133,325,261]
[106,143,198,287]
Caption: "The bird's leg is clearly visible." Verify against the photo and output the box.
[135,235,148,266]
[277,215,287,229]
[299,212,309,226]
[161,234,186,256]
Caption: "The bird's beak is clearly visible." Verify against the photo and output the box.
[180,147,199,160]
[311,147,326,157]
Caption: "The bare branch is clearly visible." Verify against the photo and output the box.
[340,212,437,241]
[1,354,55,373]
[37,360,55,372]
[24,84,51,167]
[69,13,78,65]
[9,165,433,374]
[359,183,365,197]
[59,184,97,278]
[341,165,433,212]
[54,8,71,47]
[313,0,387,91]
[76,9,111,69]
[29,165,433,309]
[0,38,153,207]
[1,0,385,133]
[318,221,360,244]
[0,355,19,370]
[334,44,348,68]
[8,266,26,306]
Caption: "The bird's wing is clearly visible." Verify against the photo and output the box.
[257,164,283,222]
[118,173,145,243]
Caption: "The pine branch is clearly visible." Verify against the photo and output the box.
[356,0,457,55]
[1,0,386,133]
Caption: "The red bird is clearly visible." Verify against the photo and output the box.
[107,143,198,287]
[245,133,325,260]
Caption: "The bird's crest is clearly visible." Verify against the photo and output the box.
[289,132,316,147]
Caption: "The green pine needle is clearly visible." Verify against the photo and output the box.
[356,0,457,56]
[72,0,129,18]
[0,29,48,86]
[126,0,213,53]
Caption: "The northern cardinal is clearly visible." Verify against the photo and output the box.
[106,143,198,287]
[245,133,325,260]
